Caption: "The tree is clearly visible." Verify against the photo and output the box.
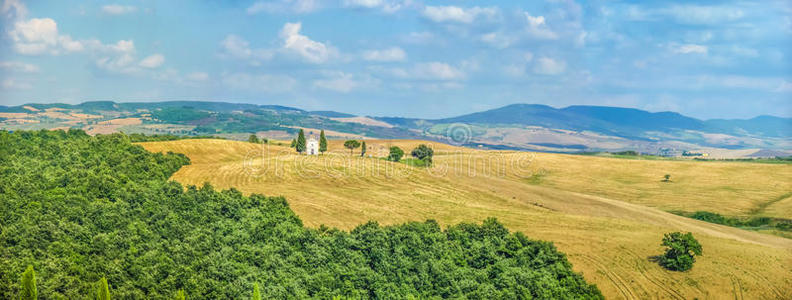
[388,146,404,162]
[411,144,434,166]
[248,134,260,144]
[319,130,328,154]
[95,277,111,300]
[296,129,306,153]
[344,140,360,155]
[251,283,261,300]
[174,289,186,300]
[360,141,367,157]
[663,174,671,182]
[290,138,296,148]
[659,232,702,271]
[20,265,36,300]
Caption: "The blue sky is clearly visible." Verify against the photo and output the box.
[0,0,790,119]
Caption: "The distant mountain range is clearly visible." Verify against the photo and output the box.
[1,101,790,156]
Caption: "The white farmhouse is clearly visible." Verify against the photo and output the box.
[306,136,319,155]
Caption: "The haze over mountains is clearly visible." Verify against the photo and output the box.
[1,101,790,156]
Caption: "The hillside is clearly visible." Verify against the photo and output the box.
[140,138,792,299]
[0,130,602,299]
[2,101,790,155]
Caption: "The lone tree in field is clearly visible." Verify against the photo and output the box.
[296,129,306,153]
[319,130,328,154]
[96,277,111,300]
[290,138,296,148]
[659,232,702,271]
[411,144,434,166]
[248,134,260,144]
[344,140,360,155]
[361,141,367,157]
[388,146,404,162]
[663,174,671,182]
[20,265,36,300]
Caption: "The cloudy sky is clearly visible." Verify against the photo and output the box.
[0,0,790,119]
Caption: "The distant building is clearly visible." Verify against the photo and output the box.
[306,136,319,155]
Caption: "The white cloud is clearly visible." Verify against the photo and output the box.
[732,46,758,57]
[2,0,27,20]
[1,78,32,90]
[412,62,465,80]
[279,22,334,63]
[101,5,137,15]
[8,18,59,55]
[220,35,252,58]
[775,81,792,93]
[341,0,404,13]
[222,72,297,93]
[139,54,165,68]
[533,57,566,75]
[663,5,744,25]
[186,72,209,82]
[480,32,515,49]
[362,47,406,62]
[247,0,319,14]
[313,72,378,93]
[0,61,38,73]
[95,53,137,74]
[672,44,708,54]
[219,34,274,65]
[422,6,498,24]
[402,31,435,44]
[524,13,558,39]
[375,62,466,81]
[502,52,534,77]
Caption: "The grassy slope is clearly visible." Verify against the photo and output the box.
[140,139,792,300]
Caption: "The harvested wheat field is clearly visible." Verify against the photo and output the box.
[140,139,792,299]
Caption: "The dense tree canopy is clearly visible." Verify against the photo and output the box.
[0,130,602,299]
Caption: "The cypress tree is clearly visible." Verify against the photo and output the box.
[361,141,367,157]
[20,265,37,300]
[251,283,261,300]
[174,289,186,300]
[290,138,296,148]
[319,130,327,154]
[95,277,111,300]
[296,129,306,153]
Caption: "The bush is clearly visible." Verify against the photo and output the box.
[659,232,702,271]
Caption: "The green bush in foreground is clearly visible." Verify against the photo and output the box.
[660,232,702,271]
[0,130,602,299]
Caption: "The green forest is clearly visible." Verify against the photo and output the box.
[0,130,602,299]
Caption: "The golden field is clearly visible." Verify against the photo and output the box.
[140,139,792,299]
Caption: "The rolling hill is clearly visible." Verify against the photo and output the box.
[1,101,790,155]
[139,138,792,299]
